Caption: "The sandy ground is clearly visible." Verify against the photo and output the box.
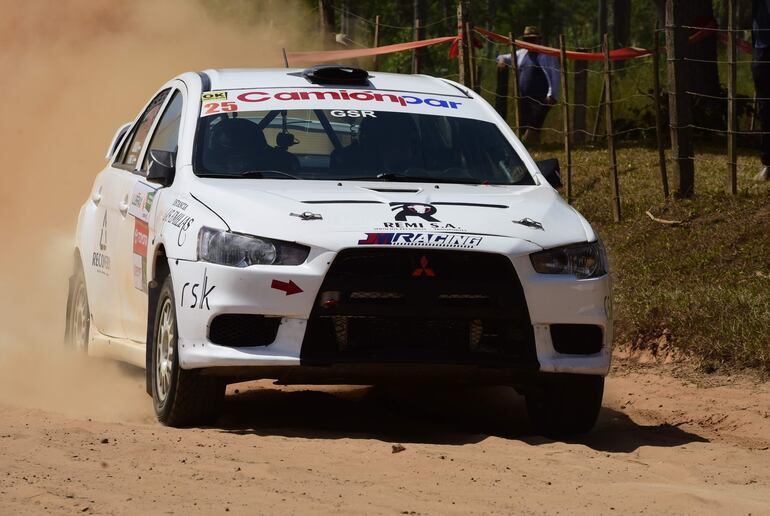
[1,2,769,514]
[1,361,769,516]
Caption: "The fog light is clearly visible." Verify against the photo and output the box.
[320,291,340,308]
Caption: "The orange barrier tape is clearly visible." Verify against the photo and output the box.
[286,35,458,65]
[286,22,752,68]
[474,27,651,61]
[476,25,752,60]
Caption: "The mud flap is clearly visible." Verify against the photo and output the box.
[64,274,76,346]
[145,280,161,395]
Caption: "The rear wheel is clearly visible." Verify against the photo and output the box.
[151,276,225,427]
[65,262,90,353]
[525,374,604,438]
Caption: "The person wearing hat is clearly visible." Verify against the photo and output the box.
[497,26,560,144]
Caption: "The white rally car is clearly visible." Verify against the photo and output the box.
[65,65,612,436]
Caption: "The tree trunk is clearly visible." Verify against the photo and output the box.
[598,0,608,46]
[319,0,336,49]
[682,0,722,130]
[539,0,556,44]
[651,0,665,26]
[613,0,631,47]
[682,0,720,97]
[412,0,428,73]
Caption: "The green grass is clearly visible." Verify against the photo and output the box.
[529,144,770,371]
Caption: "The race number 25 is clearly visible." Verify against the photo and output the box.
[204,102,238,115]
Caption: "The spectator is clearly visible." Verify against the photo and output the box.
[497,26,560,144]
[754,0,770,181]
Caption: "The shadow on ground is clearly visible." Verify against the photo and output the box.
[216,382,708,452]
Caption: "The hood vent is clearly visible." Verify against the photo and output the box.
[363,187,421,193]
[301,65,371,86]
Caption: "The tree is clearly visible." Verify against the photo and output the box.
[319,0,336,49]
[613,0,631,47]
[683,0,721,98]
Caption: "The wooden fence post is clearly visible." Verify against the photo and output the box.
[456,2,469,86]
[372,15,380,71]
[604,34,622,222]
[560,35,573,203]
[573,50,588,145]
[509,32,521,137]
[591,83,606,141]
[727,0,738,194]
[412,18,422,74]
[665,0,695,197]
[465,22,477,91]
[652,27,670,198]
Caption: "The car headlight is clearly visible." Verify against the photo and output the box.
[197,227,309,267]
[530,241,608,279]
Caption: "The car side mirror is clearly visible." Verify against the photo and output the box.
[536,158,562,189]
[147,150,176,187]
[106,122,131,160]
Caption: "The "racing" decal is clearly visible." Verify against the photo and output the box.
[358,232,483,249]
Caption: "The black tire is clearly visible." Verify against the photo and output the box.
[151,275,225,427]
[65,259,90,353]
[525,374,604,438]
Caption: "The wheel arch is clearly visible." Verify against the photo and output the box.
[146,244,171,394]
[65,246,84,346]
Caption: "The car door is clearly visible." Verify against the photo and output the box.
[118,88,185,342]
[97,89,170,339]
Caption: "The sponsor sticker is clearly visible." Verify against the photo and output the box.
[181,268,216,310]
[357,232,483,249]
[92,212,111,276]
[132,219,149,292]
[199,88,465,118]
[144,191,156,213]
[128,182,159,223]
[163,200,194,247]
[373,203,466,232]
[202,91,227,102]
[133,219,149,256]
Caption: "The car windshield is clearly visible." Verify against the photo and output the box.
[194,108,534,185]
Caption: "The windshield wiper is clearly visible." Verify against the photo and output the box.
[197,170,300,180]
[239,170,300,180]
[341,173,482,184]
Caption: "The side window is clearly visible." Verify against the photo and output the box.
[116,89,169,169]
[141,91,183,174]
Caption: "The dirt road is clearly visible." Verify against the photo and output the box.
[1,360,769,515]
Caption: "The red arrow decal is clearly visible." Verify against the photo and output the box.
[271,279,303,296]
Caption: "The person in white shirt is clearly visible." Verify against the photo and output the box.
[497,26,560,144]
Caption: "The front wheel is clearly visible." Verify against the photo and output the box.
[65,262,90,353]
[525,374,604,438]
[151,276,225,427]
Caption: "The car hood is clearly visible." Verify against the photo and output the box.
[190,179,592,250]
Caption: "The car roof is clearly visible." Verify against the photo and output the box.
[199,68,468,97]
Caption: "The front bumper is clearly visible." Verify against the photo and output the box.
[171,248,612,379]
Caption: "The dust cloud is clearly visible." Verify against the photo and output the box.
[0,0,312,421]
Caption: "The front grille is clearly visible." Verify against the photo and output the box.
[209,314,281,347]
[301,249,537,367]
